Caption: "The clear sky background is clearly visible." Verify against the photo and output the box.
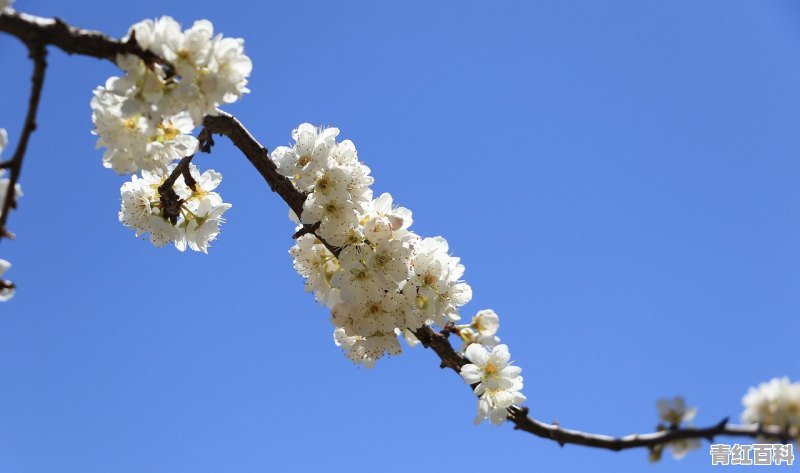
[1,1,799,471]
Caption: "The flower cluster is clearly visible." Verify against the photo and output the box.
[651,396,701,461]
[118,163,230,253]
[92,17,246,251]
[741,377,800,441]
[279,123,524,422]
[460,344,525,425]
[92,16,250,175]
[278,124,475,365]
[454,308,525,425]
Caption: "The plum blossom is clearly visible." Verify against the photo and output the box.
[458,309,501,352]
[460,344,525,425]
[0,259,14,302]
[118,163,230,252]
[92,16,251,177]
[654,396,701,460]
[0,130,22,220]
[281,123,478,369]
[741,377,800,441]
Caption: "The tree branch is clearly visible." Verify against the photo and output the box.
[0,8,794,454]
[157,154,194,225]
[412,324,793,449]
[0,40,47,243]
[507,409,794,450]
[202,113,340,256]
[0,11,166,66]
[202,113,306,219]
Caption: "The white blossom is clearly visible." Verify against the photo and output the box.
[91,16,251,178]
[363,215,393,243]
[665,438,701,460]
[0,130,23,218]
[657,396,697,426]
[654,396,701,460]
[333,327,400,368]
[290,234,339,306]
[118,169,176,247]
[272,124,339,183]
[461,344,526,426]
[0,168,22,219]
[91,87,198,174]
[471,309,500,337]
[118,163,230,252]
[279,123,478,372]
[474,381,526,426]
[0,259,14,302]
[461,344,522,393]
[363,193,412,236]
[458,309,501,352]
[117,16,252,122]
[741,377,800,439]
[301,192,360,248]
[177,198,231,253]
[408,236,472,326]
[330,244,381,302]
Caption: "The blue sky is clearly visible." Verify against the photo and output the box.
[1,1,799,471]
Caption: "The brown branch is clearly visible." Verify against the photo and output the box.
[0,40,47,243]
[508,409,794,450]
[0,10,167,67]
[202,113,342,256]
[291,222,320,239]
[412,324,794,449]
[157,154,194,225]
[202,113,306,219]
[0,8,795,455]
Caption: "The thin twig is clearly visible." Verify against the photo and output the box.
[202,113,306,218]
[292,222,320,240]
[202,113,340,256]
[0,11,169,67]
[0,40,47,243]
[157,155,194,225]
[412,324,793,450]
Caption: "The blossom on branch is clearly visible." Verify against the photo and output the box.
[91,89,198,174]
[118,163,230,252]
[91,16,251,175]
[657,396,697,427]
[652,396,701,460]
[457,308,501,352]
[279,123,479,367]
[460,344,525,425]
[0,130,23,219]
[741,377,800,441]
[0,258,14,302]
[116,16,252,122]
